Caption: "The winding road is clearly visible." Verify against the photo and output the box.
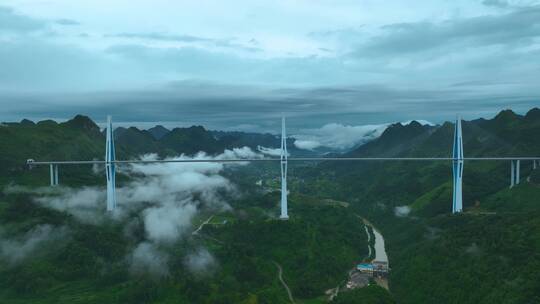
[192,215,214,235]
[273,261,295,304]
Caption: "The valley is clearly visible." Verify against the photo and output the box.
[0,108,539,303]
[2,1,540,302]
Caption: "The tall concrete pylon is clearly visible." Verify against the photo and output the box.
[49,164,59,186]
[511,160,515,187]
[452,117,464,214]
[105,115,117,211]
[516,160,520,185]
[510,160,520,187]
[280,117,289,220]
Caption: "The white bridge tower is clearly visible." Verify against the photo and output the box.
[452,117,464,213]
[280,117,289,220]
[105,115,117,211]
[510,160,520,187]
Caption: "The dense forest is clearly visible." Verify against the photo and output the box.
[1,108,539,303]
[295,108,540,303]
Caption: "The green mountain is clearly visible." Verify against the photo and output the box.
[0,116,107,187]
[159,126,225,155]
[115,127,160,155]
[0,114,380,303]
[297,108,540,303]
[147,125,170,140]
[1,108,539,304]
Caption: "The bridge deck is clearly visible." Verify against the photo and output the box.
[27,157,540,165]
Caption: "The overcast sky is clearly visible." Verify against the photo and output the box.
[1,0,539,133]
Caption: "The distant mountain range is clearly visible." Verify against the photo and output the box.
[0,115,316,181]
[287,107,540,303]
[346,108,540,159]
[3,109,538,174]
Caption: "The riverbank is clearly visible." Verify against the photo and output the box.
[366,220,389,265]
[360,217,390,290]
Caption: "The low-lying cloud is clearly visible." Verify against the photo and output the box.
[143,201,197,244]
[31,147,261,225]
[293,123,389,150]
[5,146,266,276]
[293,120,434,151]
[257,145,287,157]
[394,206,411,217]
[293,139,322,150]
[184,247,217,277]
[0,224,68,265]
[129,241,170,277]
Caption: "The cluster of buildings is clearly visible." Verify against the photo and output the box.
[345,260,390,290]
[356,261,390,278]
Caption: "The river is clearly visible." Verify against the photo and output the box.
[361,217,388,264]
[361,217,390,290]
[372,225,388,264]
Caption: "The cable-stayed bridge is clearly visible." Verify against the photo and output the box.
[26,116,540,218]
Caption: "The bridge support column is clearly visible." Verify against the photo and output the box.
[510,160,515,187]
[452,117,464,214]
[280,117,289,220]
[516,160,520,185]
[534,160,537,170]
[54,165,58,186]
[50,164,54,186]
[49,164,59,186]
[105,115,117,211]
[510,160,520,188]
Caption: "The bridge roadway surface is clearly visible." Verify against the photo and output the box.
[26,156,540,165]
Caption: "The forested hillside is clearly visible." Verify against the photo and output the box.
[0,115,292,186]
[297,108,540,303]
[1,108,539,303]
[0,115,379,303]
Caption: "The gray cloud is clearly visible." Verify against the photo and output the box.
[2,80,538,131]
[482,0,539,9]
[109,33,262,53]
[0,6,79,34]
[0,6,46,32]
[293,123,389,150]
[257,146,286,156]
[55,18,80,26]
[111,32,211,43]
[31,149,257,226]
[394,206,411,217]
[293,120,433,151]
[294,140,321,150]
[129,242,170,278]
[184,248,217,277]
[356,5,540,56]
[483,0,511,8]
[12,148,262,275]
[0,38,128,92]
[0,224,68,265]
[142,201,197,243]
[0,4,539,128]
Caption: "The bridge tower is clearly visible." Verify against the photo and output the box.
[452,117,464,213]
[105,115,117,211]
[280,117,289,220]
[510,160,520,187]
[49,164,59,186]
